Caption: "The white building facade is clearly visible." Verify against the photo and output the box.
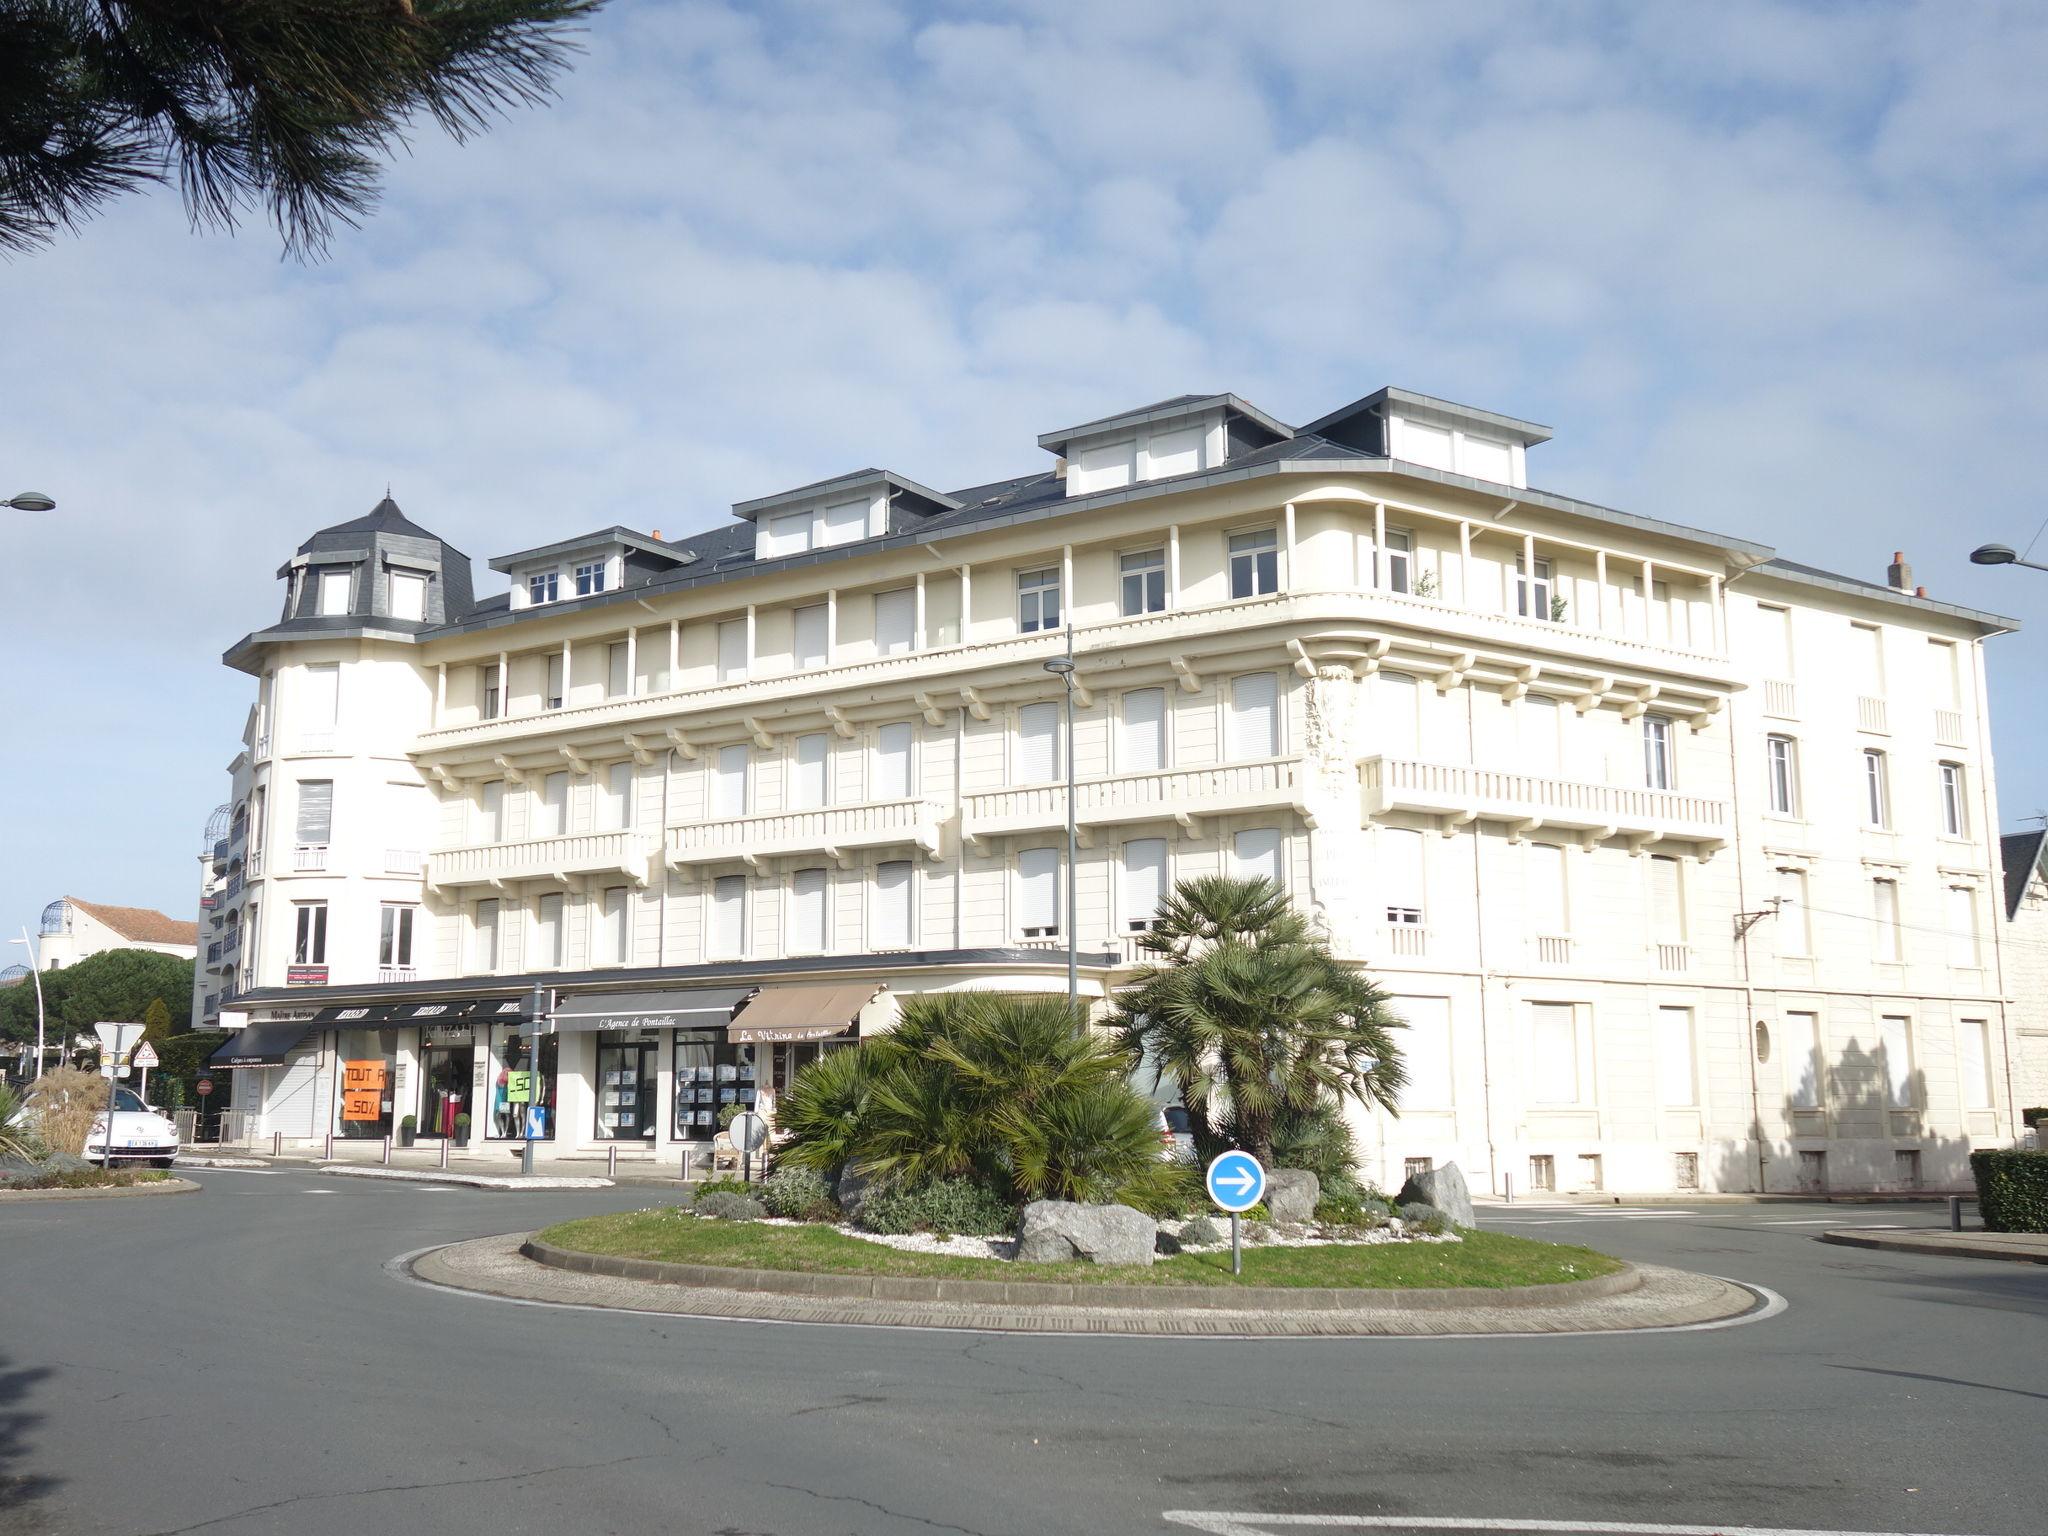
[202,388,2027,1191]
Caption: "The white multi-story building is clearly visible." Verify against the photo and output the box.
[1999,830,2048,1123]
[203,387,2026,1190]
[34,897,196,969]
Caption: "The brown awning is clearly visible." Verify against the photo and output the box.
[728,983,879,1044]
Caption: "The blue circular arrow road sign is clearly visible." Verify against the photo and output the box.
[1205,1149,1267,1214]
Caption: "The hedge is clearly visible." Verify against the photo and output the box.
[1968,1149,2048,1233]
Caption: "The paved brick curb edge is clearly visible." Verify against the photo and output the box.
[0,1177,201,1204]
[1820,1228,2048,1265]
[519,1237,1641,1312]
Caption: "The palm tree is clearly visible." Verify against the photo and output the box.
[1111,875,1405,1169]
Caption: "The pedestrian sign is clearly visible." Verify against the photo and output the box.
[1205,1150,1266,1214]
[131,1042,160,1069]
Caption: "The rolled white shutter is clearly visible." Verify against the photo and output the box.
[1018,702,1059,784]
[1232,828,1282,885]
[819,498,867,546]
[1121,839,1167,930]
[1228,672,1279,760]
[874,860,912,949]
[1018,847,1059,930]
[608,642,630,697]
[874,723,914,800]
[875,590,915,654]
[599,761,632,830]
[790,868,828,951]
[480,781,504,841]
[713,745,749,816]
[303,663,340,725]
[793,605,828,668]
[1122,688,1165,772]
[1650,856,1683,943]
[1382,827,1423,918]
[296,780,333,843]
[711,876,746,955]
[718,620,748,680]
[540,772,568,837]
[793,734,829,809]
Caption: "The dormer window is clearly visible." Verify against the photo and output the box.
[528,571,560,605]
[317,568,353,616]
[389,570,426,622]
[574,561,606,597]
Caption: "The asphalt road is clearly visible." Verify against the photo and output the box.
[4,1172,2044,1536]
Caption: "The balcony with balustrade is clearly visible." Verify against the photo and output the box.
[666,798,947,869]
[1360,756,1729,852]
[962,757,1310,846]
[427,830,656,893]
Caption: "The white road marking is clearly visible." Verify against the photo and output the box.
[303,1189,338,1195]
[1162,1513,1992,1536]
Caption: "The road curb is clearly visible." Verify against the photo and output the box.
[519,1236,1642,1311]
[0,1177,201,1203]
[319,1165,614,1190]
[1820,1227,2048,1265]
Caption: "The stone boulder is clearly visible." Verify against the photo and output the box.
[1265,1168,1320,1224]
[1396,1162,1474,1229]
[833,1166,874,1224]
[1014,1200,1157,1266]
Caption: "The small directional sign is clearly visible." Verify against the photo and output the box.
[1205,1150,1267,1214]
[131,1042,160,1070]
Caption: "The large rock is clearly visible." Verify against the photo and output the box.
[1396,1162,1474,1228]
[1265,1168,1320,1224]
[833,1166,874,1224]
[1014,1200,1157,1266]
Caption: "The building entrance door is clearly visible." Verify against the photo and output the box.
[595,1040,657,1141]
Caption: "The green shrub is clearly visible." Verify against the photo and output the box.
[1315,1191,1367,1226]
[859,1176,1015,1237]
[693,1190,765,1221]
[692,1176,756,1201]
[759,1166,839,1222]
[2021,1107,2048,1129]
[0,1168,170,1190]
[1970,1149,2048,1233]
[1112,1153,1204,1218]
[1178,1215,1222,1247]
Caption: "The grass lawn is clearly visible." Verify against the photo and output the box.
[537,1209,1623,1290]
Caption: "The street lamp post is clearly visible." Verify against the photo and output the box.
[7,929,48,1079]
[1043,627,1079,1012]
[1970,544,2048,574]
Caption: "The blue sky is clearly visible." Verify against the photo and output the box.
[2,0,2045,942]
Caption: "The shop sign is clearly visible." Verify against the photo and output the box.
[505,1070,534,1104]
[287,965,330,985]
[252,1008,319,1024]
[422,1024,473,1042]
[329,1006,378,1023]
[730,1021,854,1045]
[341,1060,389,1121]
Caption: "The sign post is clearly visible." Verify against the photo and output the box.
[131,1040,159,1104]
[729,1110,768,1183]
[90,1023,144,1166]
[523,986,554,1177]
[1204,1150,1267,1277]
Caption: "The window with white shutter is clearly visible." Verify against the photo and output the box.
[1528,843,1569,937]
[1018,847,1060,937]
[1382,827,1424,924]
[534,893,564,968]
[1233,828,1283,886]
[873,723,914,800]
[1121,838,1168,933]
[537,771,568,838]
[474,898,501,971]
[597,761,632,831]
[712,744,749,817]
[1881,1015,1915,1107]
[874,588,915,654]
[607,641,629,698]
[873,860,913,949]
[1228,672,1280,761]
[302,662,340,727]
[1392,997,1452,1106]
[1787,1011,1824,1109]
[1873,878,1903,963]
[1522,695,1561,775]
[793,604,828,670]
[296,780,334,846]
[1378,672,1419,760]
[710,876,746,958]
[478,780,504,843]
[1657,1006,1696,1106]
[600,887,631,965]
[1017,702,1061,784]
[1959,1019,1992,1110]
[1650,856,1684,944]
[1947,885,1980,967]
[1530,1002,1578,1104]
[1775,868,1809,956]
[789,868,828,952]
[792,733,830,809]
[717,619,748,682]
[818,497,867,547]
[1121,688,1166,773]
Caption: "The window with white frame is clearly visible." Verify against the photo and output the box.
[1938,762,1967,837]
[1233,828,1283,887]
[1379,671,1420,760]
[599,886,631,965]
[1880,1014,1916,1107]
[378,903,415,969]
[1383,827,1425,925]
[1017,847,1061,937]
[1228,529,1278,599]
[1228,671,1280,760]
[478,780,504,842]
[473,898,501,971]
[1872,877,1903,963]
[1774,867,1810,956]
[1016,701,1061,784]
[1643,714,1674,790]
[1947,884,1980,968]
[874,588,915,654]
[1522,694,1561,776]
[711,744,749,818]
[872,722,915,800]
[1863,749,1890,828]
[793,604,828,670]
[1121,688,1166,773]
[1853,621,1885,692]
[389,570,426,622]
[1787,1011,1824,1109]
[818,497,866,547]
[527,570,559,605]
[1527,843,1569,938]
[575,561,607,597]
[545,652,564,710]
[302,662,340,730]
[872,860,913,949]
[533,893,563,969]
[1958,1018,1993,1111]
[296,779,334,848]
[1930,639,1962,709]
[762,509,810,557]
[1650,855,1685,947]
[1383,528,1412,594]
[1657,1005,1697,1106]
[788,869,828,952]
[1391,996,1451,1105]
[1760,604,1794,678]
[537,771,568,838]
[1120,549,1167,616]
[1766,735,1799,815]
[717,619,748,682]
[1146,426,1202,479]
[292,901,328,965]
[709,876,746,958]
[1121,838,1168,933]
[1017,567,1061,633]
[791,733,830,810]
[607,641,629,698]
[318,567,354,615]
[1530,1002,1578,1104]
[481,663,502,720]
[597,761,632,831]
[1075,439,1135,492]
[1515,554,1554,621]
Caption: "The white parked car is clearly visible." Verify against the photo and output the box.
[87,1087,180,1168]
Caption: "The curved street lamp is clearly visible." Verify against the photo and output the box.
[1971,543,2048,573]
[5,491,56,512]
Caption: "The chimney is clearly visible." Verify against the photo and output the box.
[1887,550,1912,592]
[652,528,662,542]
[1915,585,1928,599]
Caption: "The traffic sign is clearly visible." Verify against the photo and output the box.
[728,1111,768,1152]
[132,1042,160,1070]
[196,1078,215,1098]
[1205,1150,1267,1213]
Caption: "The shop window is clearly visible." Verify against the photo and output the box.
[488,1026,557,1141]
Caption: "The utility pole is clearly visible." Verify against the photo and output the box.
[1043,625,1079,1012]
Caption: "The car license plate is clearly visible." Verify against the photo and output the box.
[126,1139,150,1148]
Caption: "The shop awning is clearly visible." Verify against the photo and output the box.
[552,988,755,1033]
[387,997,534,1025]
[728,983,880,1044]
[312,1004,399,1025]
[210,1021,315,1067]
